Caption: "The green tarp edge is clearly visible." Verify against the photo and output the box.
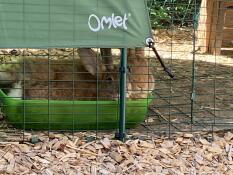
[0,0,152,48]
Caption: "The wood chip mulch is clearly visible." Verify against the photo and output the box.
[0,132,233,175]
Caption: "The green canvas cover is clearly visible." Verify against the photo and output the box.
[0,0,152,48]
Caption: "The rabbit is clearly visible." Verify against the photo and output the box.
[100,47,145,71]
[127,48,155,99]
[0,48,153,101]
[100,48,114,71]
[100,47,154,99]
[0,48,126,100]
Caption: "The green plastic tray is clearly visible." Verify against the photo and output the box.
[0,90,151,130]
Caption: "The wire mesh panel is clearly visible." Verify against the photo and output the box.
[0,49,118,140]
[0,48,154,141]
[134,0,199,136]
[1,0,233,142]
[0,0,153,141]
[138,0,233,137]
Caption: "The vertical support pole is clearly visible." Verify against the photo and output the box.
[115,48,127,141]
[191,0,197,131]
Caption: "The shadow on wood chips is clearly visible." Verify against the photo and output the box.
[142,58,233,136]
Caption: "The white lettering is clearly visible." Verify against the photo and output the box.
[101,16,112,29]
[88,13,130,32]
[123,14,129,30]
[114,16,123,28]
[88,14,101,32]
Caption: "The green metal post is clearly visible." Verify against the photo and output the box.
[116,48,127,141]
[191,0,197,129]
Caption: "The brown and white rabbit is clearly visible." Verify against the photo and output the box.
[127,48,155,99]
[100,47,145,71]
[0,48,153,100]
[0,48,122,100]
[100,47,154,99]
[100,48,114,71]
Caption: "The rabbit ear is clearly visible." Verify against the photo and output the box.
[78,48,105,76]
[135,47,145,57]
[127,48,135,57]
[100,48,114,71]
[127,48,145,57]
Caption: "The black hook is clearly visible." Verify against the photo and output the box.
[148,41,175,79]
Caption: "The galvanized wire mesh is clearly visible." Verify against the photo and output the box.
[0,48,152,141]
[141,0,233,137]
[1,0,233,142]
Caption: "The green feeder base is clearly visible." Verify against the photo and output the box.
[0,90,151,130]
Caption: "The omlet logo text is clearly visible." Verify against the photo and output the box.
[88,13,130,32]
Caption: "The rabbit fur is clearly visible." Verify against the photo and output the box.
[0,48,154,100]
[101,48,154,99]
[127,48,155,99]
[0,48,121,100]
